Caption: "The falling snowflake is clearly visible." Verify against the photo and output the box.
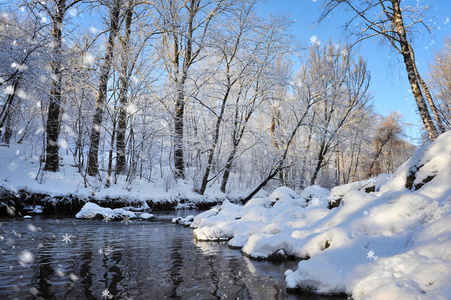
[363,206,378,217]
[328,195,338,204]
[19,250,34,266]
[69,273,79,282]
[369,206,378,217]
[99,246,113,256]
[122,215,132,225]
[388,174,395,186]
[310,35,321,46]
[367,177,376,185]
[341,49,348,57]
[367,250,378,260]
[311,197,320,206]
[85,212,97,219]
[104,246,113,256]
[62,233,72,244]
[103,215,112,223]
[102,288,113,299]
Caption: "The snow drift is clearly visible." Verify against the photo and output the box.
[75,202,154,220]
[191,130,451,299]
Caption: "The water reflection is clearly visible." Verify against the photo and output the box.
[0,213,345,299]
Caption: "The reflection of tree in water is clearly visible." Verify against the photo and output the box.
[34,243,55,299]
[106,243,125,297]
[79,235,95,299]
[0,216,348,299]
[169,237,184,299]
[195,241,292,299]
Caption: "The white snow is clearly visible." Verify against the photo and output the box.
[76,202,137,220]
[138,212,154,220]
[191,131,451,299]
[1,120,450,299]
[172,215,195,226]
[0,142,224,208]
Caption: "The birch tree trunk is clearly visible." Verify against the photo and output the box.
[115,4,134,174]
[87,0,122,176]
[44,0,65,172]
[390,0,438,141]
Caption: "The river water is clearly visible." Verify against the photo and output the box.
[0,211,345,299]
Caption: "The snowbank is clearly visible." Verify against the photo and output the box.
[0,143,228,213]
[192,131,451,299]
[76,202,137,220]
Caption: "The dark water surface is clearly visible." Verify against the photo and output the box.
[0,211,345,299]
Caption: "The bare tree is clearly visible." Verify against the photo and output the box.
[0,10,50,145]
[428,37,451,130]
[196,0,267,195]
[366,111,404,177]
[21,0,83,171]
[319,0,439,141]
[114,0,135,176]
[151,0,228,181]
[303,42,372,185]
[87,0,122,176]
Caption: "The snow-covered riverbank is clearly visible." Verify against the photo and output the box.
[2,128,451,299]
[0,143,235,216]
[189,131,451,299]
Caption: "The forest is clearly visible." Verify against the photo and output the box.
[0,0,450,198]
[2,1,451,299]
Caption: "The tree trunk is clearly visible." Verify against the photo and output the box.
[87,0,121,176]
[43,0,66,172]
[408,43,446,134]
[199,85,231,195]
[173,92,185,180]
[0,78,20,141]
[310,141,326,185]
[106,120,116,187]
[220,108,249,193]
[115,4,134,174]
[391,0,438,141]
[2,107,13,144]
[242,161,283,203]
[220,147,237,193]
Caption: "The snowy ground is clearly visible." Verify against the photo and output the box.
[1,131,451,299]
[0,143,232,210]
[190,131,451,299]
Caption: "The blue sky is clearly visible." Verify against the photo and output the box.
[259,0,451,143]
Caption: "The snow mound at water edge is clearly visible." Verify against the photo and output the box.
[192,130,451,299]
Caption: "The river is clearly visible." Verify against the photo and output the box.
[0,210,345,299]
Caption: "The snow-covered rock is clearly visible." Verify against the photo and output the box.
[76,202,137,220]
[301,185,330,207]
[172,215,195,226]
[268,186,302,204]
[138,212,154,220]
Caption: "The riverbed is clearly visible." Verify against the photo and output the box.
[0,211,345,299]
